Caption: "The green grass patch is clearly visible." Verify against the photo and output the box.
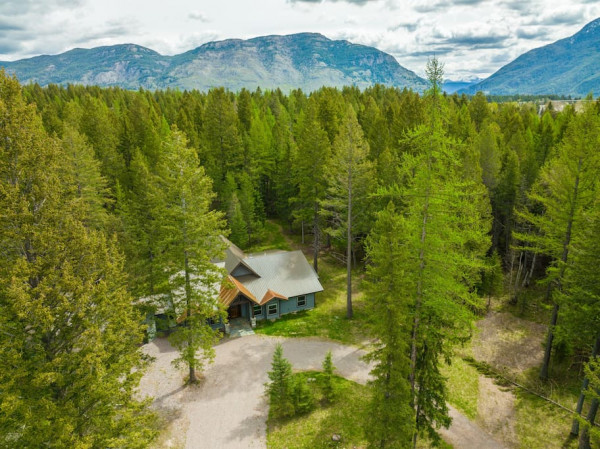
[441,356,479,420]
[514,390,581,449]
[267,372,370,449]
[255,253,373,345]
[267,371,452,449]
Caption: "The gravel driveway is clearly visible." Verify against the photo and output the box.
[139,335,504,449]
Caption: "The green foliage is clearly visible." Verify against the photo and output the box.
[152,128,228,382]
[0,70,156,448]
[367,58,491,446]
[291,376,316,415]
[364,203,415,449]
[266,344,295,419]
[267,372,371,449]
[321,351,337,403]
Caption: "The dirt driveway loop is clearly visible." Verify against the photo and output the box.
[139,334,504,449]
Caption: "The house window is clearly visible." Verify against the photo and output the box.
[297,295,307,307]
[253,304,263,316]
[267,302,278,316]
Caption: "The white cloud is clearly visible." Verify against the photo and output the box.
[0,0,598,80]
[188,11,210,22]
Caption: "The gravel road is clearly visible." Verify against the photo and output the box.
[139,335,505,449]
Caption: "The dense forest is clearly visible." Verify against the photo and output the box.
[1,61,599,448]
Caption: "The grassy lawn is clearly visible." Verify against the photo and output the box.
[255,252,373,346]
[267,371,370,449]
[267,371,452,449]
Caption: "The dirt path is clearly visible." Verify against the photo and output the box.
[468,311,548,448]
[139,335,505,449]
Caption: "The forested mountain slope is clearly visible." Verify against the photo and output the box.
[0,33,428,92]
[462,18,600,96]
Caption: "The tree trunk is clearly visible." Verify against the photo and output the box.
[572,333,600,435]
[182,195,197,385]
[409,193,429,395]
[540,302,559,381]
[346,152,353,319]
[578,394,599,449]
[313,201,319,273]
[301,220,305,244]
[508,250,517,305]
[540,158,582,381]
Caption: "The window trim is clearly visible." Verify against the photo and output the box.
[253,304,263,317]
[267,302,278,316]
[296,295,307,307]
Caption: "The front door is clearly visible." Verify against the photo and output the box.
[228,304,241,319]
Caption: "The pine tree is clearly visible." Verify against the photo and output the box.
[321,351,337,403]
[291,376,315,415]
[0,70,156,448]
[153,127,228,383]
[266,344,295,418]
[61,125,112,230]
[578,357,600,449]
[321,105,375,318]
[380,59,490,446]
[364,203,415,448]
[516,104,600,380]
[558,203,600,436]
[292,99,331,272]
[227,191,247,247]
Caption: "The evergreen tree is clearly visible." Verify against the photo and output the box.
[386,59,490,446]
[153,128,228,383]
[227,191,247,247]
[364,203,415,448]
[559,203,600,436]
[578,357,600,449]
[0,71,156,448]
[321,105,375,318]
[321,351,337,403]
[292,99,331,272]
[266,344,295,418]
[291,376,315,415]
[61,125,112,230]
[517,104,600,380]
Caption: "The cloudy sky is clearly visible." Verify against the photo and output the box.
[1,0,598,80]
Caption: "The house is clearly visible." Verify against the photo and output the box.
[215,237,323,323]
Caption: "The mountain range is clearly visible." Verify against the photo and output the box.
[461,18,600,96]
[2,18,600,96]
[0,33,428,93]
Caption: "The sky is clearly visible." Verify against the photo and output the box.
[1,0,599,80]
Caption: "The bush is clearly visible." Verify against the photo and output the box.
[291,376,315,415]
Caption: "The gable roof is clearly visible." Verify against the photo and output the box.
[217,238,323,305]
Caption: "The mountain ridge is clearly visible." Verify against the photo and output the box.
[0,33,428,93]
[461,18,600,96]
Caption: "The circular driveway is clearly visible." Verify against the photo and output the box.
[139,335,370,449]
[139,335,504,449]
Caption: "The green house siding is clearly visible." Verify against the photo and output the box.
[257,292,316,320]
[279,293,315,315]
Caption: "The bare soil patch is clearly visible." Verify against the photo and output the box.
[472,311,546,376]
[477,375,519,448]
